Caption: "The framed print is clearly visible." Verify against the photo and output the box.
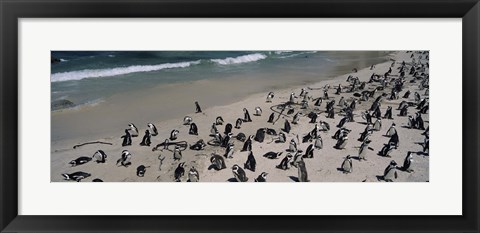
[1,0,479,232]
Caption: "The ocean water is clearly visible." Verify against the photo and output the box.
[51,51,390,110]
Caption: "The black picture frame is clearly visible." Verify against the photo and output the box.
[1,0,479,232]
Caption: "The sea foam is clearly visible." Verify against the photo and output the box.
[210,53,267,65]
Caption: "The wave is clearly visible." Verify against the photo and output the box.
[60,59,69,62]
[210,53,267,65]
[278,51,318,59]
[51,60,201,82]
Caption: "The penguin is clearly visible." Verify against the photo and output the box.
[276,132,287,143]
[242,135,253,151]
[158,154,165,171]
[319,121,330,131]
[232,164,248,182]
[323,90,329,100]
[303,144,314,158]
[189,123,198,135]
[337,117,349,128]
[244,151,256,172]
[147,123,158,136]
[254,128,266,143]
[379,142,396,157]
[139,130,151,146]
[383,160,398,182]
[309,112,318,123]
[289,92,296,103]
[314,98,322,106]
[235,118,243,129]
[190,139,206,150]
[121,129,132,147]
[289,139,298,152]
[341,155,353,173]
[292,112,301,124]
[224,143,234,158]
[170,129,179,140]
[407,116,415,129]
[188,167,200,182]
[294,160,309,182]
[287,107,295,115]
[68,156,92,166]
[402,151,414,173]
[128,123,139,137]
[403,90,411,98]
[92,150,107,163]
[333,128,350,140]
[283,120,291,133]
[291,152,304,168]
[327,108,335,119]
[243,108,252,122]
[116,150,132,167]
[399,105,408,116]
[383,106,393,119]
[415,113,425,130]
[136,165,149,177]
[386,123,397,137]
[423,135,429,154]
[263,151,283,159]
[215,116,224,125]
[254,172,268,182]
[195,101,202,113]
[338,96,345,106]
[183,116,193,125]
[373,118,382,131]
[358,139,372,161]
[276,153,293,170]
[174,162,186,182]
[173,145,182,160]
[210,154,227,170]
[349,99,357,110]
[224,123,233,135]
[266,92,274,102]
[388,132,400,147]
[62,171,91,182]
[210,123,218,135]
[255,107,262,116]
[314,136,323,149]
[267,112,275,123]
[334,135,348,149]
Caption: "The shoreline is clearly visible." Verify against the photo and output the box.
[51,51,429,182]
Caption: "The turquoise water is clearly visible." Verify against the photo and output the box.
[51,51,390,109]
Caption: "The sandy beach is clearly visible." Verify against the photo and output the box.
[51,51,429,182]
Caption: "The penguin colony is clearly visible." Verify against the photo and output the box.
[59,51,429,182]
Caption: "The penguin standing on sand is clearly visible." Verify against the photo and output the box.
[334,135,348,149]
[244,151,256,172]
[255,107,262,116]
[373,118,382,131]
[189,123,198,135]
[235,118,243,129]
[174,162,185,182]
[136,165,149,177]
[303,144,314,159]
[92,150,107,163]
[116,150,132,167]
[284,120,291,133]
[210,154,227,170]
[254,172,268,182]
[243,108,252,122]
[224,123,233,135]
[276,153,293,170]
[383,160,398,182]
[210,123,218,135]
[183,116,193,125]
[195,101,202,113]
[173,145,182,161]
[415,112,425,130]
[379,142,396,157]
[170,129,179,140]
[69,156,92,166]
[139,130,151,146]
[242,135,253,151]
[383,106,393,119]
[289,139,298,152]
[188,167,200,182]
[128,123,139,137]
[292,112,301,124]
[389,132,400,147]
[215,116,224,125]
[147,123,158,136]
[232,164,248,182]
[254,128,266,143]
[267,112,275,123]
[386,123,397,137]
[121,129,132,147]
[224,143,234,158]
[314,135,323,149]
[402,152,414,173]
[266,92,274,102]
[294,160,309,182]
[341,155,353,173]
[358,139,372,161]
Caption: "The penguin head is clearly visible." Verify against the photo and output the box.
[61,173,70,180]
[232,164,240,172]
[261,172,268,178]
[390,160,397,166]
[68,160,77,166]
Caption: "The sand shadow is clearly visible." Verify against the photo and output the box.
[376,175,385,181]
[288,176,299,182]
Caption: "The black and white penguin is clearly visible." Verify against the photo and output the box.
[289,139,298,152]
[128,123,139,137]
[232,164,248,182]
[69,156,92,166]
[190,139,206,151]
[399,105,408,116]
[341,155,353,173]
[276,132,287,143]
[174,162,185,182]
[415,113,425,130]
[210,154,227,170]
[358,139,372,161]
[244,151,256,172]
[276,153,293,170]
[407,116,415,129]
[373,118,382,131]
[402,152,414,173]
[254,172,268,182]
[303,144,314,159]
[379,142,396,157]
[337,117,349,128]
[292,112,302,124]
[116,150,132,167]
[136,165,149,177]
[319,121,330,131]
[255,107,262,116]
[314,98,322,106]
[188,167,200,182]
[121,129,132,147]
[183,116,193,125]
[334,135,348,149]
[224,123,233,135]
[267,112,275,123]
[224,143,234,158]
[210,123,218,135]
[235,118,243,129]
[215,116,224,125]
[170,129,179,141]
[62,171,91,182]
[403,90,411,98]
[314,135,323,149]
[243,108,252,122]
[384,106,393,119]
[195,101,202,113]
[383,160,398,182]
[263,151,283,159]
[283,120,291,133]
[294,160,309,182]
[147,123,158,136]
[308,112,318,124]
[388,132,400,147]
[92,150,107,163]
[242,135,253,151]
[266,92,274,102]
[173,145,182,161]
[140,130,151,146]
[386,123,397,137]
[189,123,198,135]
[254,128,266,143]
